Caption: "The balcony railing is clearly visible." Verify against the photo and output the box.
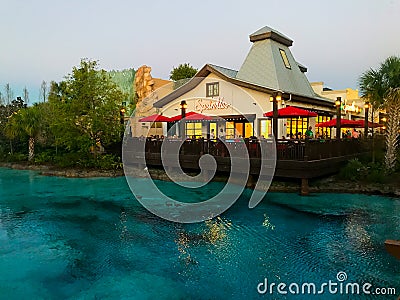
[124,137,369,161]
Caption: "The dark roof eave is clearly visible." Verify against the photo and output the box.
[288,94,335,110]
[250,31,293,46]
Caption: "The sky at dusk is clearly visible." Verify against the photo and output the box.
[1,0,400,103]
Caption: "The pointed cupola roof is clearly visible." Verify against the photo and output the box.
[249,26,293,46]
[236,26,317,98]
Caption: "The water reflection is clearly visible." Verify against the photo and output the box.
[344,209,373,252]
[175,216,232,265]
[262,213,275,230]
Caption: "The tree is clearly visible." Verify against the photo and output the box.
[2,98,29,156]
[5,104,43,161]
[23,87,29,104]
[169,63,198,81]
[383,88,400,171]
[4,83,13,105]
[47,59,126,154]
[40,80,48,102]
[359,56,400,172]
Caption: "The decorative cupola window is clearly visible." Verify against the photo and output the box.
[279,49,291,69]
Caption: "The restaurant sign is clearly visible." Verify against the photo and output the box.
[343,102,361,114]
[194,97,231,113]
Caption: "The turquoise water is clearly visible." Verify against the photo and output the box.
[0,168,399,299]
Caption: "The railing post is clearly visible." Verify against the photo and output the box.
[301,178,310,196]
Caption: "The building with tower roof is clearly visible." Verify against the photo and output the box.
[140,26,336,139]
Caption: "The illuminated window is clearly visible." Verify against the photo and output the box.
[225,121,235,139]
[209,123,217,139]
[235,123,244,138]
[150,122,163,136]
[151,122,162,129]
[316,116,332,138]
[279,49,291,69]
[206,82,219,97]
[286,117,309,137]
[260,120,272,138]
[185,123,202,139]
[245,123,253,138]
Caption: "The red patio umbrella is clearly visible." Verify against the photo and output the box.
[263,106,318,118]
[169,111,214,122]
[316,119,359,128]
[138,114,172,122]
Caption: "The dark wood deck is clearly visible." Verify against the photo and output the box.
[123,138,369,180]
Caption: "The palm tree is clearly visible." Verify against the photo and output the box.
[384,88,400,171]
[6,105,43,162]
[359,56,400,172]
[21,106,42,161]
[359,68,385,109]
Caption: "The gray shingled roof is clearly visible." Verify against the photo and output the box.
[153,26,333,108]
[208,64,238,78]
[236,27,318,99]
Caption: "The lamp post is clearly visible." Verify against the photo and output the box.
[370,103,375,163]
[335,97,342,139]
[120,107,126,125]
[364,102,370,139]
[270,92,282,141]
[180,100,187,140]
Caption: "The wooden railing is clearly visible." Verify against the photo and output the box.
[125,137,369,161]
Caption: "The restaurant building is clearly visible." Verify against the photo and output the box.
[311,82,386,133]
[148,26,337,139]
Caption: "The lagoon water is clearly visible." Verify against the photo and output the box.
[0,167,399,299]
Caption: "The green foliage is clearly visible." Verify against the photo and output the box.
[366,167,386,184]
[2,152,27,162]
[169,63,198,81]
[7,104,43,138]
[78,154,122,170]
[33,150,55,164]
[50,152,121,170]
[52,152,83,168]
[0,59,127,169]
[4,103,47,161]
[108,68,136,108]
[47,59,126,154]
[359,55,400,108]
[339,159,387,183]
[359,56,400,172]
[339,159,366,181]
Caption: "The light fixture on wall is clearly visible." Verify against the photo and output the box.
[180,100,187,140]
[180,100,187,118]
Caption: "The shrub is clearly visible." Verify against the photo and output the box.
[53,152,84,168]
[76,154,122,170]
[5,153,28,162]
[338,158,367,181]
[34,150,55,164]
[366,168,386,183]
